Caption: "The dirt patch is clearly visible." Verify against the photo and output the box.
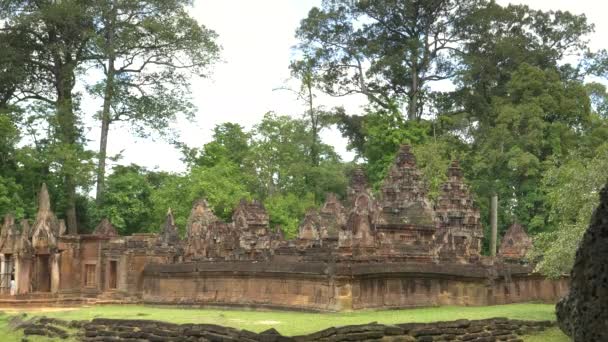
[257,320,282,325]
[3,306,82,314]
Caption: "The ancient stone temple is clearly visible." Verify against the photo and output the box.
[0,145,568,311]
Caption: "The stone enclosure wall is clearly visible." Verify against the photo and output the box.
[142,261,569,311]
[19,316,555,341]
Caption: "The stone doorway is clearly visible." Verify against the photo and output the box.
[0,254,15,295]
[33,255,51,292]
[108,260,117,290]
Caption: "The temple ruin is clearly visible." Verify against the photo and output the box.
[0,145,567,310]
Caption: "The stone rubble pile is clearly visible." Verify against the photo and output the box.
[18,316,555,342]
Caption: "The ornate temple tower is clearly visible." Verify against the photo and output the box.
[318,193,347,240]
[498,223,533,260]
[298,208,322,241]
[376,145,436,249]
[159,209,181,247]
[340,167,378,248]
[233,199,273,255]
[184,199,220,260]
[434,160,483,260]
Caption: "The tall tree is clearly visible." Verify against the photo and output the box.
[288,57,328,167]
[91,0,220,204]
[1,0,98,233]
[294,0,482,120]
[453,2,593,126]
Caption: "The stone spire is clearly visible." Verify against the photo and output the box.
[434,159,483,258]
[435,160,483,228]
[15,219,33,255]
[298,208,321,241]
[186,199,219,239]
[319,193,347,239]
[347,167,371,207]
[20,219,31,238]
[0,214,17,251]
[159,208,180,246]
[184,199,222,260]
[232,199,269,232]
[378,145,434,226]
[38,182,51,213]
[498,223,532,259]
[93,218,119,237]
[31,183,59,250]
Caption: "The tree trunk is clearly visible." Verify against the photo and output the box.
[65,175,78,235]
[307,81,319,167]
[408,65,418,121]
[96,58,115,204]
[490,193,498,256]
[56,66,79,234]
[96,3,117,204]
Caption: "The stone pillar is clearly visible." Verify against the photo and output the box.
[51,252,61,294]
[7,256,14,295]
[15,256,32,295]
[0,254,6,294]
[490,194,498,256]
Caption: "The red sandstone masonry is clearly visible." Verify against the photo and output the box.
[142,261,569,311]
[0,146,564,310]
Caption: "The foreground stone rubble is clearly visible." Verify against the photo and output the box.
[15,315,555,342]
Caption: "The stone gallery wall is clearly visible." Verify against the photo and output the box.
[41,317,552,341]
[142,261,569,311]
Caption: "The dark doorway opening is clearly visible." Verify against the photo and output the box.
[108,261,117,289]
[1,254,15,295]
[34,255,51,292]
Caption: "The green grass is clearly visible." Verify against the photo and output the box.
[523,328,570,342]
[1,303,571,341]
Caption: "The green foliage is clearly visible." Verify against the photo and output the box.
[0,176,25,219]
[151,161,251,234]
[0,0,606,285]
[413,141,453,201]
[531,143,608,278]
[95,165,161,235]
[294,0,482,119]
[264,192,316,238]
[184,123,252,169]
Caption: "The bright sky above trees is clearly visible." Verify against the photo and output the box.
[82,0,608,173]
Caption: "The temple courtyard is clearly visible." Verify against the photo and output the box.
[2,303,567,341]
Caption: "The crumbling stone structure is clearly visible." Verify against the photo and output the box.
[0,145,567,311]
[17,316,556,341]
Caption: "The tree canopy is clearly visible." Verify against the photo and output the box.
[0,0,607,278]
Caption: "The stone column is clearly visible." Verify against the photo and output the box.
[490,194,498,256]
[8,256,14,295]
[0,254,6,294]
[51,252,61,294]
[15,256,32,295]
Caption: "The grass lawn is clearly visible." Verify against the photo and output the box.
[1,303,570,341]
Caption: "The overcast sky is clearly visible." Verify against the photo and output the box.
[86,0,608,174]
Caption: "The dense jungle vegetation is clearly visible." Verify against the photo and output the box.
[1,0,608,278]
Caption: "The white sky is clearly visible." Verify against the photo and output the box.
[86,0,608,174]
